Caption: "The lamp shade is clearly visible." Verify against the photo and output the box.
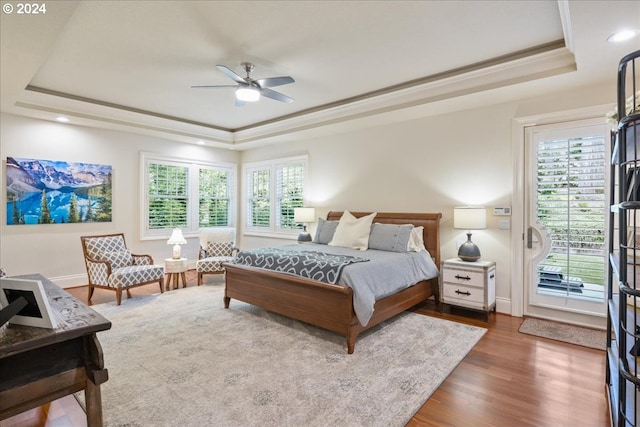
[294,207,316,223]
[453,207,486,230]
[167,228,187,259]
[167,228,187,245]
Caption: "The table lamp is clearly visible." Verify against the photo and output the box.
[167,228,187,259]
[453,206,486,262]
[294,207,316,243]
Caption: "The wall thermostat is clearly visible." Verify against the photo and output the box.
[493,207,511,216]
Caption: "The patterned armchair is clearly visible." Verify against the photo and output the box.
[196,227,238,285]
[80,233,164,305]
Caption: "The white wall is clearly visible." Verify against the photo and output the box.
[0,113,239,287]
[240,103,516,312]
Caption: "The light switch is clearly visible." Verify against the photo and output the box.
[499,219,511,230]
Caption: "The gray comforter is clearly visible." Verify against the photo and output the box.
[265,244,439,326]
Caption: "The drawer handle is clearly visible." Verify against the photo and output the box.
[455,274,471,281]
[455,289,471,296]
[490,274,495,279]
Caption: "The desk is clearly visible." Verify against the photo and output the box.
[165,258,188,290]
[0,274,111,426]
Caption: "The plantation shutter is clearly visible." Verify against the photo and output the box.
[199,167,230,227]
[148,162,188,229]
[536,134,607,290]
[248,168,270,227]
[276,163,305,229]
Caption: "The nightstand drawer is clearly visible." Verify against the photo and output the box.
[442,283,484,308]
[442,268,484,288]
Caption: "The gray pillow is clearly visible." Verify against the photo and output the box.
[367,223,414,253]
[314,218,339,244]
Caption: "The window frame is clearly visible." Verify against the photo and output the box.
[140,152,236,240]
[243,155,308,238]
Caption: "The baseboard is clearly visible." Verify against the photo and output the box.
[496,297,512,315]
[48,273,87,289]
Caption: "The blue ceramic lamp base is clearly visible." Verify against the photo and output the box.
[458,232,481,262]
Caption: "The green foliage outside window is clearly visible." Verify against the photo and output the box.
[278,164,304,229]
[249,169,271,227]
[199,168,230,227]
[148,163,188,229]
[246,162,305,230]
[536,136,606,286]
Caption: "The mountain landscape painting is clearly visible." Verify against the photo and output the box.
[6,157,112,225]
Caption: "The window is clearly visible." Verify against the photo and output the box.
[199,167,231,227]
[244,155,307,235]
[141,153,235,238]
[148,162,188,229]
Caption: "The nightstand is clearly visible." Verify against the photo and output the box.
[441,258,496,320]
[164,258,188,290]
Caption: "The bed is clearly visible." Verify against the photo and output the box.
[223,211,442,354]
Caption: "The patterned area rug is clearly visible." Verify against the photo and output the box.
[518,317,606,350]
[86,284,486,427]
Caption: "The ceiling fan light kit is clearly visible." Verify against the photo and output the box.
[192,62,295,106]
[236,86,260,102]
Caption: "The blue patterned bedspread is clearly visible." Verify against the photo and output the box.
[231,248,369,284]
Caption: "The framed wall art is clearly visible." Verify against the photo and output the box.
[5,157,112,225]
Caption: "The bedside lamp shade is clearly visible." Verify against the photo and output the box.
[167,228,187,259]
[454,207,486,262]
[294,207,316,243]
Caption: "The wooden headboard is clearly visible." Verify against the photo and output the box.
[325,211,442,267]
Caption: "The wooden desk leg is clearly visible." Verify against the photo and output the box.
[173,273,179,290]
[165,274,171,291]
[84,334,107,427]
[85,379,104,427]
[180,272,187,288]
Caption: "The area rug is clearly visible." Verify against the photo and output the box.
[87,284,486,427]
[518,317,606,350]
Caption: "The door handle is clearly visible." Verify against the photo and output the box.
[527,227,533,249]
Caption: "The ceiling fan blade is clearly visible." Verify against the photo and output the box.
[190,85,238,89]
[255,76,295,88]
[259,87,294,103]
[216,65,247,84]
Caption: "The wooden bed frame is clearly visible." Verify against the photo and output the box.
[223,211,442,354]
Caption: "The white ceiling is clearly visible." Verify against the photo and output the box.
[1,1,639,149]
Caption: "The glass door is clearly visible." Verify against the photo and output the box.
[524,119,608,318]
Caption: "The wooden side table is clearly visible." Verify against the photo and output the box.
[164,258,188,290]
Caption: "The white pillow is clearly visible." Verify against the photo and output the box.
[407,226,426,252]
[328,211,377,250]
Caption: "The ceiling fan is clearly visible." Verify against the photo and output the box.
[191,62,295,107]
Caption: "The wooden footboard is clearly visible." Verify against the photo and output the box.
[224,263,437,353]
[223,212,442,354]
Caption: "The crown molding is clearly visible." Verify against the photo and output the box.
[9,42,575,150]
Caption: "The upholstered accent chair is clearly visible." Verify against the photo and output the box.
[196,227,238,285]
[80,233,165,305]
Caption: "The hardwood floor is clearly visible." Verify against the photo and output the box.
[1,271,610,427]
